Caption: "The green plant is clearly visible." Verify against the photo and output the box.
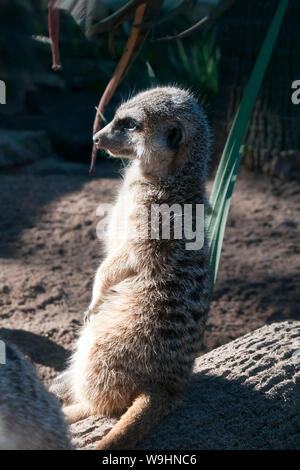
[207,0,289,288]
[175,32,219,99]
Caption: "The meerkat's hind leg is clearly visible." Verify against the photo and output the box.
[63,404,91,424]
[49,370,73,405]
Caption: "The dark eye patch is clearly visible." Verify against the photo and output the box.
[114,117,141,132]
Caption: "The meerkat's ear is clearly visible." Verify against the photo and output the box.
[166,123,185,150]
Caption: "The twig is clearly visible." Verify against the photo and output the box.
[48,0,62,71]
[89,2,149,174]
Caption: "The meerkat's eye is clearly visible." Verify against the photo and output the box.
[115,118,141,132]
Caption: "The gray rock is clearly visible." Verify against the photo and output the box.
[70,321,300,450]
[26,155,88,174]
[0,130,52,168]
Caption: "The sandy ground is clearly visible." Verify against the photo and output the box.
[0,159,299,385]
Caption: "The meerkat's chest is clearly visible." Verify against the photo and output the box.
[105,187,141,252]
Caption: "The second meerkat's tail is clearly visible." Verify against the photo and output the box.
[96,390,181,450]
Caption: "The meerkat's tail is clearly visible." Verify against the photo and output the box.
[96,390,181,450]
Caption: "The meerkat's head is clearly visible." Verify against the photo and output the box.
[93,86,210,178]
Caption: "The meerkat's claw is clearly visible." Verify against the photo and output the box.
[84,307,91,323]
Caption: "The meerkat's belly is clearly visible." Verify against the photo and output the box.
[105,189,137,253]
[69,292,197,415]
[71,334,137,414]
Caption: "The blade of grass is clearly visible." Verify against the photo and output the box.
[209,146,243,285]
[146,61,158,87]
[208,0,289,287]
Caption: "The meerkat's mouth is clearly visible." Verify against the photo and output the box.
[105,148,133,159]
[93,133,133,158]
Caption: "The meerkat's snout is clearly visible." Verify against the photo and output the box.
[93,116,141,159]
[93,128,105,147]
[93,123,117,152]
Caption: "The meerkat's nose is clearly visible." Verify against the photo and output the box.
[93,122,113,149]
[93,130,101,147]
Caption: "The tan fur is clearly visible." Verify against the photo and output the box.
[96,391,181,450]
[51,86,211,449]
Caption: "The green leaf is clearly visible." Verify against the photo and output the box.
[141,0,196,28]
[154,0,236,42]
[208,0,289,287]
[87,0,145,37]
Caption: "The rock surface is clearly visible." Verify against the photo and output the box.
[0,130,52,168]
[70,321,300,450]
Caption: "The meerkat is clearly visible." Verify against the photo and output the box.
[50,86,211,450]
[0,342,70,450]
